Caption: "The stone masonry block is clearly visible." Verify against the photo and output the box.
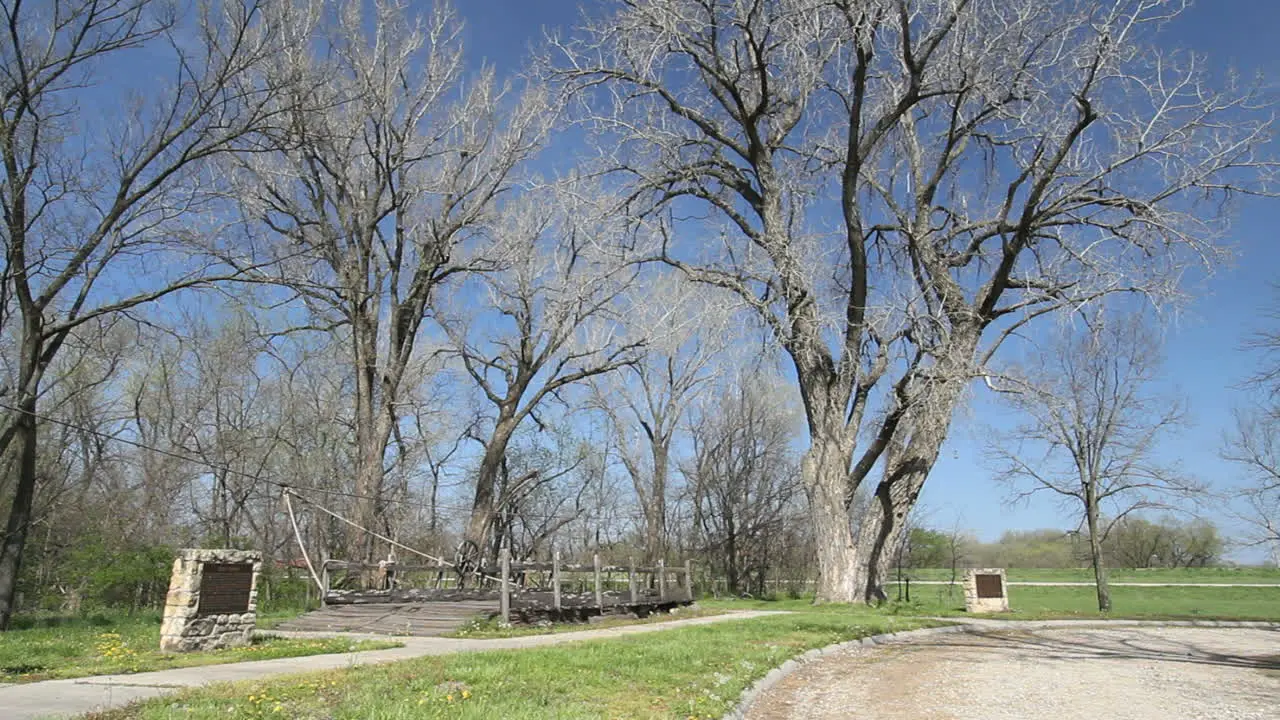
[963,568,1010,613]
[159,548,262,653]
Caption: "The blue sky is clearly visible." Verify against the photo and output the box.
[925,2,1280,558]
[447,0,1280,559]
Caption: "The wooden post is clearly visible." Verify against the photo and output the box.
[593,553,603,610]
[685,559,694,601]
[320,558,329,608]
[658,559,666,602]
[628,556,637,603]
[552,550,562,610]
[500,548,511,624]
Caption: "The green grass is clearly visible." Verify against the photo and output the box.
[38,572,1280,719]
[903,583,1280,620]
[446,606,726,639]
[903,566,1280,583]
[703,583,1280,621]
[90,610,938,720]
[254,608,311,630]
[0,611,398,683]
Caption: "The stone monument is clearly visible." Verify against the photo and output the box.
[160,549,262,652]
[962,568,1010,613]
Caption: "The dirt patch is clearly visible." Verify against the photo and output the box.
[746,626,1280,720]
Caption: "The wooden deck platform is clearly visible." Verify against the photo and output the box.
[299,554,697,633]
[273,600,497,636]
[274,588,695,637]
[320,587,675,608]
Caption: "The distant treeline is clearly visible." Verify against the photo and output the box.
[901,516,1226,573]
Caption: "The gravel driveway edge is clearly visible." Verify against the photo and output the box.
[718,619,1280,720]
[720,624,969,720]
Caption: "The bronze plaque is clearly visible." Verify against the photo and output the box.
[198,563,254,615]
[975,573,1003,599]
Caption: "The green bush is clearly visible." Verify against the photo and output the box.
[18,535,316,616]
[256,570,316,614]
[17,540,173,613]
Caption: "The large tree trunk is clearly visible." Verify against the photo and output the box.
[465,418,518,555]
[0,325,44,630]
[854,332,979,602]
[351,437,385,563]
[1086,492,1112,612]
[644,440,669,564]
[802,432,860,603]
[350,319,382,564]
[724,509,738,596]
[854,462,930,603]
[0,401,37,631]
[348,312,399,571]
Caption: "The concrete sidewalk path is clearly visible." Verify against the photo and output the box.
[2,610,787,720]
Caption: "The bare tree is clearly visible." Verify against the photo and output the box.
[1224,289,1280,553]
[0,0,295,627]
[123,313,324,556]
[227,0,549,564]
[442,184,643,562]
[1225,408,1280,551]
[686,374,804,597]
[987,316,1197,611]
[157,313,283,549]
[555,0,1274,601]
[414,410,473,545]
[264,336,363,558]
[484,429,596,563]
[591,280,726,563]
[6,320,134,612]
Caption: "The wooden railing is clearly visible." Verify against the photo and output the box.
[495,550,694,623]
[320,552,695,623]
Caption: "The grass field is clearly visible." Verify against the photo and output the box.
[91,579,1280,720]
[904,583,1280,620]
[705,583,1280,621]
[903,566,1280,583]
[21,568,1280,719]
[89,611,936,720]
[0,612,398,683]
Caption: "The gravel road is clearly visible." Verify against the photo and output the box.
[745,626,1280,720]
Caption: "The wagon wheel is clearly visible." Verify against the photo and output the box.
[453,540,480,588]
